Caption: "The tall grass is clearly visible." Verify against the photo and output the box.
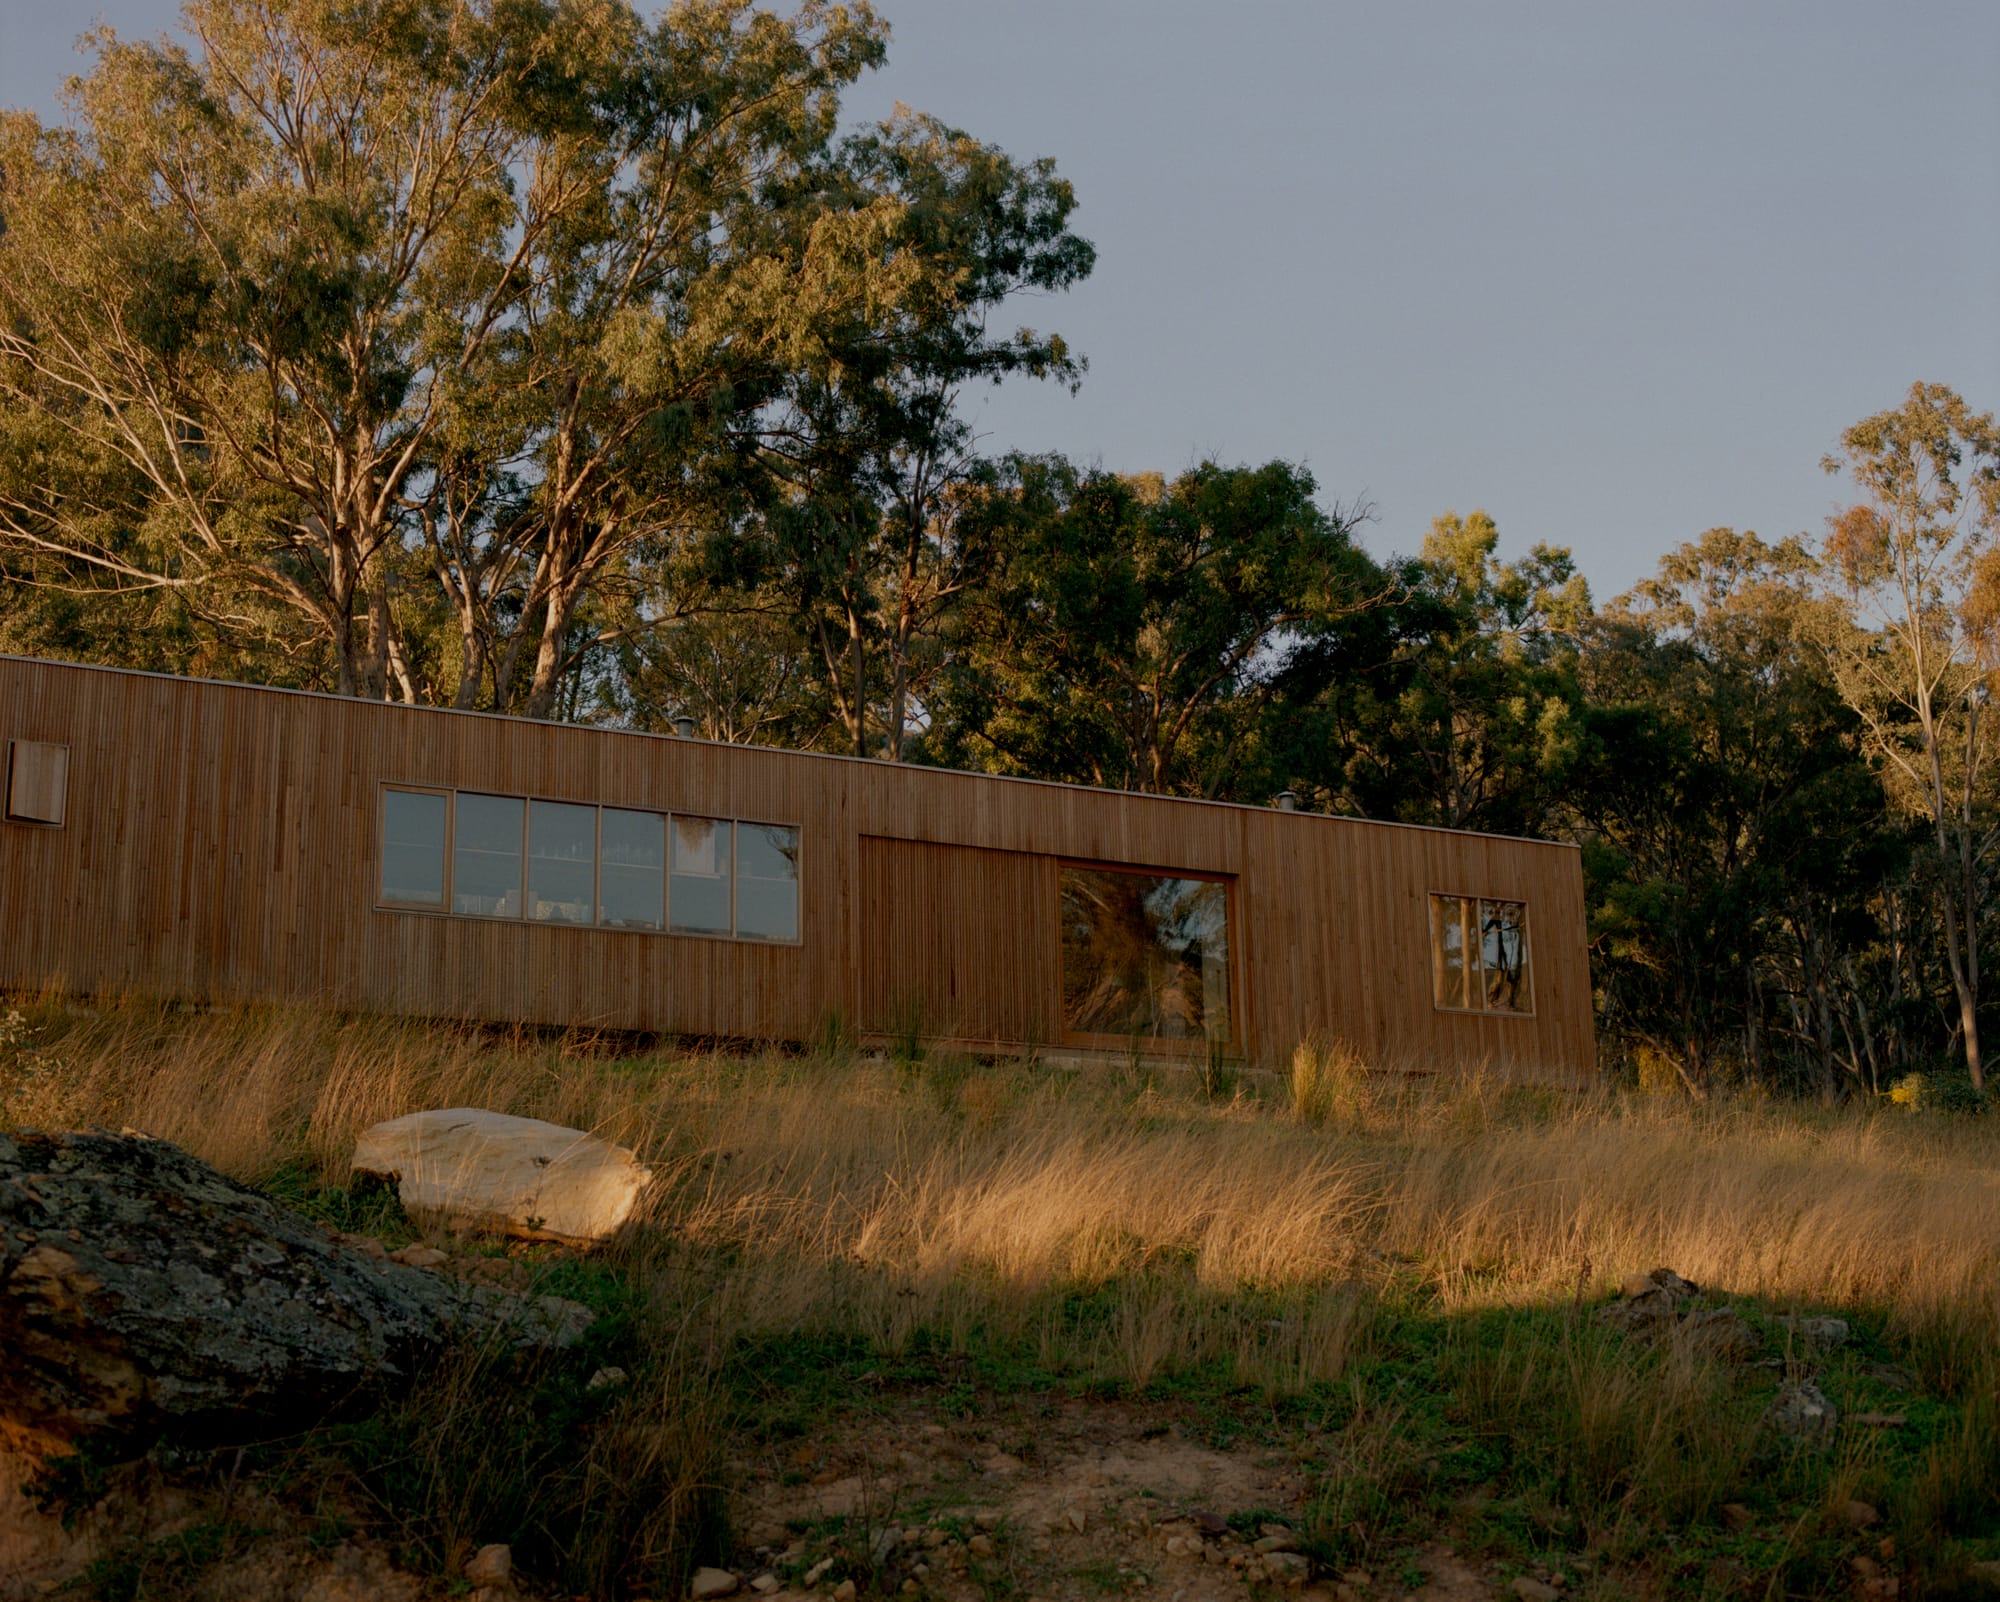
[6,994,2000,1583]
[6,995,1998,1365]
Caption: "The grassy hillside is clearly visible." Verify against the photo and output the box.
[3,998,1998,1599]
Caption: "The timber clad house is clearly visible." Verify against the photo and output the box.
[0,655,1596,1083]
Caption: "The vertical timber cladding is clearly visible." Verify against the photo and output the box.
[0,656,1597,1080]
[858,837,1058,1047]
[1237,806,1595,1084]
[0,655,835,1039]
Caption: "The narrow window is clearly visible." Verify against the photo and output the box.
[527,799,596,924]
[1430,894,1531,1014]
[735,823,800,942]
[1058,866,1231,1042]
[1430,894,1474,1010]
[380,788,448,907]
[1482,900,1532,1012]
[599,808,666,930]
[669,816,733,935]
[453,792,525,918]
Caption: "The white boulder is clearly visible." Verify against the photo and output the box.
[351,1109,652,1245]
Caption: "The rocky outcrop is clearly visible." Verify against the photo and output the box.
[351,1108,653,1245]
[0,1128,590,1457]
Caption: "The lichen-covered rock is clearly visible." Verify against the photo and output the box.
[351,1108,652,1245]
[0,1128,590,1456]
[1768,1378,1839,1438]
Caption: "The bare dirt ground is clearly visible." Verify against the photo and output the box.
[727,1394,1567,1602]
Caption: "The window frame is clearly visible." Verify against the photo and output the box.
[372,782,803,947]
[1428,890,1535,1018]
[376,785,455,912]
[1053,857,1241,1053]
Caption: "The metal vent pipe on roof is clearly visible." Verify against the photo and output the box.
[1274,790,1299,813]
[673,716,696,739]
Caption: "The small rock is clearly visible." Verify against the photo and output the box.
[751,1576,781,1594]
[1065,1506,1087,1534]
[1511,1580,1560,1602]
[1769,1379,1839,1438]
[1681,1307,1761,1361]
[1781,1315,1851,1351]
[691,1568,740,1600]
[802,1560,835,1587]
[465,1544,513,1588]
[1266,1553,1311,1579]
[870,1526,904,1565]
[390,1245,450,1269]
[1193,1511,1229,1537]
[1621,1267,1698,1300]
[968,1534,996,1558]
[587,1365,629,1392]
[1165,1537,1194,1558]
[1256,1534,1300,1554]
[1843,1500,1881,1529]
[973,1510,1004,1530]
[833,1583,857,1602]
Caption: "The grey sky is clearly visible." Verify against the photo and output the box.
[5,0,1995,596]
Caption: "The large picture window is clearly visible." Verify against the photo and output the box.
[377,787,798,944]
[1430,894,1531,1014]
[1059,865,1232,1043]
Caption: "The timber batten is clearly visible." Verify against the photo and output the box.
[0,655,1598,1082]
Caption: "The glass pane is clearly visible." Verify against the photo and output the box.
[670,816,732,934]
[1481,900,1532,1012]
[1059,868,1230,1040]
[453,792,524,918]
[1431,895,1474,1009]
[599,808,665,931]
[380,790,447,906]
[735,823,799,942]
[528,800,595,924]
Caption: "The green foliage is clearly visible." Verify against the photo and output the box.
[927,455,1377,798]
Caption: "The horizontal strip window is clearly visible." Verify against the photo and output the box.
[1430,893,1531,1015]
[378,786,800,944]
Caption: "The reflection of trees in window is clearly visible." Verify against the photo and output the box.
[1430,893,1531,1014]
[1060,867,1231,1040]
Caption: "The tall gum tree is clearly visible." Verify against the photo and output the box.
[0,0,954,712]
[1816,382,2000,1093]
[0,0,582,697]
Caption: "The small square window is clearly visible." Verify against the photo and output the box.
[1430,893,1531,1014]
[6,741,69,826]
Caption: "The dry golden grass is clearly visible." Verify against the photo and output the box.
[6,995,1999,1373]
[9,995,2000,1582]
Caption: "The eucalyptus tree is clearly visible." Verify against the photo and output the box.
[720,110,1095,758]
[1816,383,2000,1091]
[0,0,946,713]
[928,456,1381,798]
[1575,528,1896,1098]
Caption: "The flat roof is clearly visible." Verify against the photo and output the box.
[1,652,1580,852]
